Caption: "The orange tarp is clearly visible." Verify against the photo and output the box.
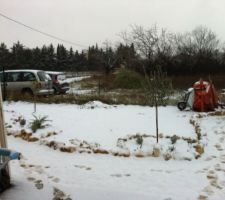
[193,79,218,112]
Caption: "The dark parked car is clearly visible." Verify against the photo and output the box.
[46,71,69,94]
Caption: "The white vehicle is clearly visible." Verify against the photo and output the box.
[0,69,54,96]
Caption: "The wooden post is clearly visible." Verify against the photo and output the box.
[0,82,10,177]
[0,85,7,148]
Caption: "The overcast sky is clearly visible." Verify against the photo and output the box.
[1,0,225,51]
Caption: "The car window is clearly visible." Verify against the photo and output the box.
[22,72,36,81]
[58,74,65,80]
[38,71,51,81]
[45,73,51,80]
[7,72,22,82]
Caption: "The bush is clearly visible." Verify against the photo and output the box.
[136,135,143,148]
[113,69,143,89]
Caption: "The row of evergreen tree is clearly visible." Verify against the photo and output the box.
[1,26,225,75]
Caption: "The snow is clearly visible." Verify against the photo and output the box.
[1,101,225,200]
[67,88,94,95]
[64,76,90,84]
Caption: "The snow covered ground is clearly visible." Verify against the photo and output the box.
[62,76,91,84]
[1,101,225,200]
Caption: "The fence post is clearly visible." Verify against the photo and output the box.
[0,85,7,148]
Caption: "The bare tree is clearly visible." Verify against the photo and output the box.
[144,67,173,143]
[174,26,219,56]
[120,25,176,74]
[192,26,219,55]
[120,24,159,60]
[120,25,173,143]
[156,29,175,58]
[174,32,195,56]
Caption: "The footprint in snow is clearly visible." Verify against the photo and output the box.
[53,187,72,200]
[27,176,36,182]
[214,143,223,151]
[34,180,44,190]
[202,185,214,196]
[205,155,217,162]
[110,173,131,177]
[52,177,60,183]
[26,176,44,190]
[74,165,92,170]
[198,194,208,200]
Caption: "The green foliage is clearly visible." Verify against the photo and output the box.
[29,115,50,133]
[113,69,143,89]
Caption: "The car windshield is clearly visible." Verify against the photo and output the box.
[37,71,51,81]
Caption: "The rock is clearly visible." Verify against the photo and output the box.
[28,137,39,142]
[118,152,130,157]
[112,149,130,157]
[46,131,57,137]
[195,144,204,155]
[152,147,160,157]
[47,141,65,150]
[207,174,217,180]
[134,150,145,158]
[60,146,76,153]
[93,148,109,154]
[198,195,208,200]
[163,153,172,161]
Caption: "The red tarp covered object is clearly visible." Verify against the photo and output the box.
[193,79,219,112]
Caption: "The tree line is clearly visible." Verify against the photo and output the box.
[1,25,225,76]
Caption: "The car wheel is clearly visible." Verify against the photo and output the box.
[53,87,58,95]
[177,102,187,111]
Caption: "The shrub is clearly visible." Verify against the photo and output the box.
[136,135,143,148]
[113,69,143,89]
[29,115,51,133]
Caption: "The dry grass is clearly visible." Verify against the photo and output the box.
[171,74,225,90]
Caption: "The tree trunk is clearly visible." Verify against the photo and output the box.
[155,101,159,143]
